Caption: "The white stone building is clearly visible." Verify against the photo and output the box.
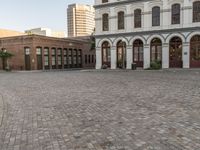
[94,0,200,69]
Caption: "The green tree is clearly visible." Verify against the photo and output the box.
[0,50,14,71]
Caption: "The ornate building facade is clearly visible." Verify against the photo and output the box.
[94,0,200,69]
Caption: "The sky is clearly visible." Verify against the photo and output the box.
[0,0,93,32]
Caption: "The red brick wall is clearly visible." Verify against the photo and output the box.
[0,35,95,70]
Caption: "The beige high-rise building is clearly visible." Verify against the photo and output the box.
[67,4,95,37]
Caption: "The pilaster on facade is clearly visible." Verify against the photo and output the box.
[143,44,150,69]
[162,43,169,69]
[96,47,102,69]
[111,46,117,69]
[126,45,133,69]
[126,5,133,32]
[182,42,190,68]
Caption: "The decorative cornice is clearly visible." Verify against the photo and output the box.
[94,0,153,9]
[94,27,200,38]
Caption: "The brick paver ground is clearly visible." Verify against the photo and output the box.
[0,70,200,150]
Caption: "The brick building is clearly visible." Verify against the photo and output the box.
[0,35,95,70]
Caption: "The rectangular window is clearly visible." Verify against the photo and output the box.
[25,48,30,55]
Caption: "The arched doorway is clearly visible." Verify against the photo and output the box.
[117,40,126,68]
[190,35,200,68]
[169,37,182,68]
[102,41,111,68]
[151,38,162,62]
[133,39,143,67]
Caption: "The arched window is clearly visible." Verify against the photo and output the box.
[151,38,162,62]
[169,37,182,68]
[133,39,143,67]
[152,6,160,26]
[117,40,126,68]
[190,35,200,67]
[102,41,111,67]
[134,9,142,28]
[172,4,181,24]
[102,13,109,31]
[118,11,125,30]
[193,1,200,22]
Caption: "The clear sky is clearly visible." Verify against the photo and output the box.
[0,0,93,32]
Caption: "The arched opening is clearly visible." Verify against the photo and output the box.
[193,1,200,22]
[171,4,181,24]
[133,39,143,67]
[169,37,182,68]
[102,13,109,31]
[102,41,111,68]
[117,40,126,68]
[190,35,200,68]
[134,9,142,28]
[151,38,162,62]
[152,6,160,26]
[118,11,125,30]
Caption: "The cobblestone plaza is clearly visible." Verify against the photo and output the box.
[0,70,200,150]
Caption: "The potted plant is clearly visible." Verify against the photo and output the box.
[117,59,123,69]
[102,64,108,69]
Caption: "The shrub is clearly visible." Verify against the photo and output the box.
[149,60,162,70]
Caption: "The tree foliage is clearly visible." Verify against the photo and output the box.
[0,51,14,58]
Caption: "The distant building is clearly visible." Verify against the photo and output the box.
[67,4,95,37]
[0,29,25,38]
[0,35,95,70]
[25,28,66,38]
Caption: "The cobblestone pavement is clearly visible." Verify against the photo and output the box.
[0,70,200,150]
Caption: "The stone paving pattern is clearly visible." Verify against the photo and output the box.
[0,70,200,150]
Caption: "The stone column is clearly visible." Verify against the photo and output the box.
[182,42,190,68]
[143,44,150,69]
[162,43,169,68]
[96,47,102,69]
[111,46,116,69]
[126,45,133,69]
[110,7,117,33]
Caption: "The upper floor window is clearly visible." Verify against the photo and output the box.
[134,9,142,28]
[152,6,160,26]
[172,4,181,24]
[193,1,200,22]
[102,13,109,31]
[102,0,108,3]
[118,11,125,30]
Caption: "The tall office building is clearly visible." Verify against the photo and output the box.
[67,4,95,37]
